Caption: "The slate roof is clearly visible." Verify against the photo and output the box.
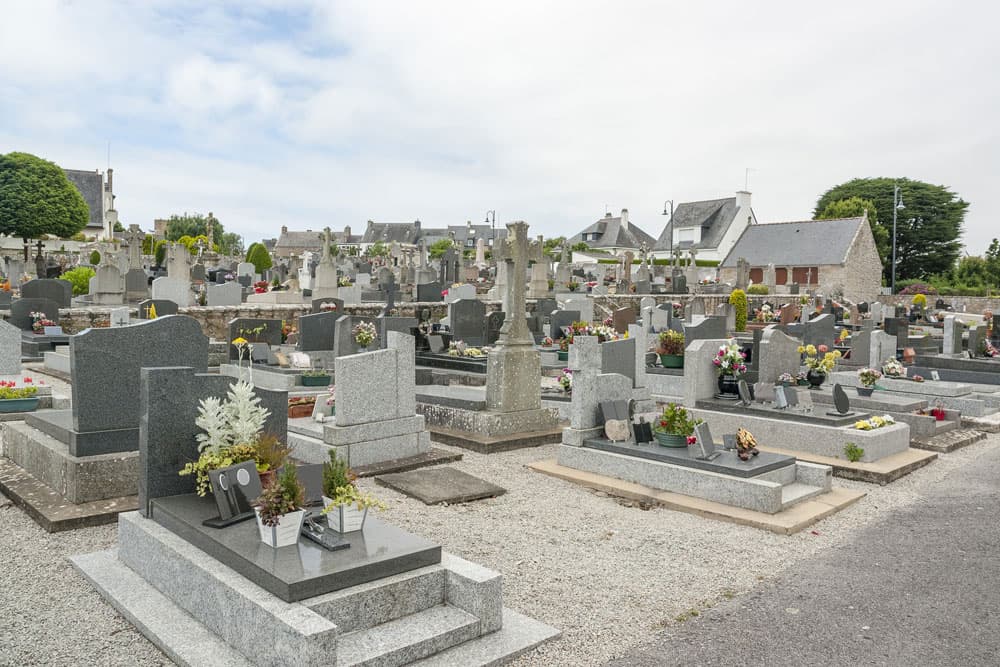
[654,197,750,252]
[273,229,324,254]
[63,169,103,229]
[719,216,866,268]
[361,222,421,244]
[570,214,657,250]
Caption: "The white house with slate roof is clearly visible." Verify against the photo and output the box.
[718,214,882,302]
[652,191,756,263]
[567,208,657,257]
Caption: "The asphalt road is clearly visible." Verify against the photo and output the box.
[609,443,1000,667]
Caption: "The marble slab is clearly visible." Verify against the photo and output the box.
[581,437,795,478]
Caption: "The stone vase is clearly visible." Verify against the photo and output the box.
[717,375,739,396]
[856,386,875,397]
[806,370,826,389]
[255,508,305,548]
[324,497,368,533]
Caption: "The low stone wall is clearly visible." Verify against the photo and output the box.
[881,295,1000,314]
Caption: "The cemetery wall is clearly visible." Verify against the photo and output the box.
[881,295,1000,313]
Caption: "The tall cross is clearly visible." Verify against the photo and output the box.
[322,227,333,262]
[494,221,541,345]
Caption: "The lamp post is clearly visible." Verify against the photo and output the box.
[485,210,496,247]
[891,185,905,294]
[662,199,674,260]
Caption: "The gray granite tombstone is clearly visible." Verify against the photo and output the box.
[612,307,636,334]
[311,297,345,314]
[227,318,283,360]
[683,316,727,346]
[9,297,60,331]
[138,366,287,517]
[416,281,444,302]
[0,319,22,375]
[850,326,872,366]
[376,315,418,349]
[601,338,637,388]
[125,269,149,300]
[550,310,581,339]
[20,279,72,308]
[298,311,339,352]
[137,299,179,319]
[190,264,206,282]
[802,313,835,348]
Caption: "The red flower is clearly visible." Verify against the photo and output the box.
[686,436,697,445]
[818,345,829,353]
[24,377,32,383]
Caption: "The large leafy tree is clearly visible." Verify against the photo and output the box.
[814,178,968,285]
[428,238,454,259]
[815,196,889,265]
[0,152,89,259]
[245,242,272,274]
[164,212,242,255]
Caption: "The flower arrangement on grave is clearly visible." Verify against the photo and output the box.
[754,304,776,324]
[735,428,760,461]
[839,328,850,342]
[911,374,925,383]
[713,339,747,377]
[29,311,56,334]
[778,372,795,387]
[798,344,841,375]
[656,330,685,356]
[0,384,38,400]
[698,277,719,285]
[541,336,554,348]
[858,368,882,387]
[255,464,306,548]
[652,403,702,447]
[320,302,339,312]
[253,280,270,294]
[321,451,385,533]
[447,342,486,358]
[280,321,296,343]
[353,321,377,348]
[568,281,580,292]
[178,380,287,495]
[881,358,906,378]
[911,293,928,308]
[853,414,896,431]
[558,368,572,393]
[224,272,235,281]
[339,276,352,287]
[302,369,330,377]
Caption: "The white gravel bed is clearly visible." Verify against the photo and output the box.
[0,406,996,666]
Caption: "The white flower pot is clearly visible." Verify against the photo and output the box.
[323,496,368,533]
[255,508,306,548]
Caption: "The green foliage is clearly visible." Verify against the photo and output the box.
[656,329,685,355]
[428,238,454,259]
[89,250,101,265]
[257,465,305,526]
[816,195,889,266]
[747,284,769,295]
[246,242,273,274]
[141,234,154,255]
[0,385,38,400]
[154,239,167,266]
[367,240,389,257]
[59,266,95,296]
[322,451,355,498]
[542,236,566,256]
[597,258,719,267]
[728,289,748,332]
[653,403,702,436]
[844,442,865,463]
[0,152,89,241]
[814,178,968,282]
[571,242,590,253]
[113,220,125,233]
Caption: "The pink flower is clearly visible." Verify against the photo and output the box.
[818,345,829,353]
[686,436,697,445]
[24,377,32,383]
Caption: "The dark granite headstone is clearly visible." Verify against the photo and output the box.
[802,313,834,348]
[20,279,72,308]
[9,297,60,331]
[298,311,339,352]
[449,298,487,346]
[138,366,287,517]
[612,307,636,334]
[190,264,206,282]
[125,269,149,298]
[534,298,558,321]
[601,338,637,387]
[485,311,505,345]
[137,299,179,319]
[682,316,727,345]
[829,383,854,416]
[376,315,418,349]
[550,310,581,339]
[416,281,444,302]
[227,318,282,359]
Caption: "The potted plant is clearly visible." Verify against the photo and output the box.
[798,344,840,389]
[558,368,573,394]
[287,396,316,418]
[856,368,881,396]
[795,372,810,387]
[254,433,292,489]
[882,358,906,378]
[255,464,306,548]
[557,335,570,361]
[301,369,331,387]
[568,281,580,292]
[0,383,39,413]
[652,402,702,447]
[656,330,685,368]
[353,321,377,351]
[777,372,794,388]
[712,339,747,395]
[321,453,386,533]
[541,336,554,348]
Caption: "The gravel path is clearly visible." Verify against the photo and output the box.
[1,401,996,666]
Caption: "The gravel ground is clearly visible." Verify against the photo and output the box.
[1,374,996,667]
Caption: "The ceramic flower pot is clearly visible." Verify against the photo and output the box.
[659,354,684,369]
[654,432,688,448]
[287,403,314,419]
[806,370,825,389]
[557,351,569,362]
[856,387,875,397]
[324,497,368,533]
[255,508,305,548]
[717,375,739,395]
[0,397,39,413]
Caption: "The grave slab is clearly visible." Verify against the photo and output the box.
[375,467,507,505]
[757,445,938,485]
[582,438,794,478]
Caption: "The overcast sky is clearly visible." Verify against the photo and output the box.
[2,1,997,253]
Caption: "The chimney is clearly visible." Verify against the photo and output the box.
[735,190,752,212]
[281,225,288,234]
[344,225,351,239]
[620,208,629,229]
[105,168,113,193]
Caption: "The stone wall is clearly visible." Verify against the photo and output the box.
[881,295,1000,314]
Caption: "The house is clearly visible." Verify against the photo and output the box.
[653,191,756,263]
[718,214,882,302]
[273,225,364,258]
[63,167,117,239]
[568,209,657,256]
[420,221,507,249]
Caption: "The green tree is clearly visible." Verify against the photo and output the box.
[246,242,272,274]
[985,239,1000,287]
[59,266,95,296]
[0,152,89,260]
[543,236,566,256]
[571,242,591,253]
[164,212,240,254]
[367,240,389,257]
[814,178,968,284]
[815,196,889,265]
[141,234,154,255]
[154,239,168,266]
[89,249,101,265]
[113,220,125,233]
[428,238,454,259]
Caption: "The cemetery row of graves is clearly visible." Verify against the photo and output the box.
[0,220,998,666]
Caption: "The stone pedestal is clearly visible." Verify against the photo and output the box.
[486,345,541,413]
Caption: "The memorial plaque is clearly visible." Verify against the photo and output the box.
[753,382,775,403]
[634,418,653,444]
[722,434,737,450]
[204,461,262,527]
[692,422,720,460]
[785,386,799,408]
[737,380,752,406]
[931,370,941,381]
[797,390,813,413]
[774,386,788,409]
[296,463,325,507]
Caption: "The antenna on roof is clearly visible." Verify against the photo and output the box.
[107,141,111,171]
[744,167,755,191]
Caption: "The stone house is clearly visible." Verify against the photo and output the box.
[64,167,117,239]
[718,214,882,302]
[567,208,657,256]
[652,191,756,263]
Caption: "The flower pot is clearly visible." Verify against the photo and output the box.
[659,353,684,369]
[0,397,39,413]
[779,381,792,388]
[258,469,276,489]
[796,379,810,387]
[805,370,825,389]
[324,497,369,533]
[717,375,739,396]
[856,387,875,397]
[287,403,315,419]
[255,508,305,548]
[654,432,689,448]
[300,375,331,387]
[557,351,569,362]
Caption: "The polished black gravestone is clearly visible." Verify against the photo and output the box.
[150,494,440,602]
[826,383,856,417]
[9,297,60,331]
[582,437,794,478]
[297,311,338,352]
[228,317,282,359]
[205,460,261,527]
[21,279,72,308]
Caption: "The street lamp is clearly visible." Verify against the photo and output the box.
[891,185,905,294]
[662,199,674,258]
[485,210,496,247]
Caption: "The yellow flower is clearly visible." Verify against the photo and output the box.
[797,346,805,354]
[805,344,817,356]
[834,350,842,359]
[232,337,248,346]
[854,420,871,430]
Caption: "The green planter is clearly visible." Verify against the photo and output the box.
[300,375,331,387]
[654,432,688,448]
[0,397,39,413]
[557,351,569,362]
[659,354,684,368]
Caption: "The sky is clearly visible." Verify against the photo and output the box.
[1,1,998,253]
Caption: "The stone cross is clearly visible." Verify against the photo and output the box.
[321,227,333,262]
[623,251,634,282]
[494,221,541,345]
[417,239,427,268]
[382,274,397,316]
[124,224,144,269]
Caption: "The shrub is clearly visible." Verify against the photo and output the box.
[246,242,273,274]
[256,465,304,527]
[897,282,937,296]
[844,442,865,462]
[154,239,167,266]
[728,289,748,331]
[657,329,685,355]
[747,284,769,295]
[59,266,95,296]
[89,249,101,265]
